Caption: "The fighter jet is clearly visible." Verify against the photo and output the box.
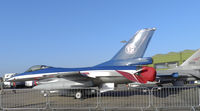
[157,49,200,86]
[8,28,156,98]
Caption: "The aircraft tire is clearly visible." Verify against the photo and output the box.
[75,91,82,99]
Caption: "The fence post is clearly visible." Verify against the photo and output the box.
[149,87,153,108]
[45,90,51,110]
[96,88,101,110]
[0,85,2,110]
[199,86,200,106]
[0,79,3,110]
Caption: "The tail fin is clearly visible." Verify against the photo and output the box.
[96,28,156,67]
[180,49,200,66]
[111,28,156,60]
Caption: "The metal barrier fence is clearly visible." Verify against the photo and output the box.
[0,89,47,110]
[48,88,98,110]
[0,86,200,110]
[151,86,199,109]
[99,87,150,109]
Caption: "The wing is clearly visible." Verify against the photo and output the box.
[33,72,96,90]
[157,69,200,84]
[157,69,198,77]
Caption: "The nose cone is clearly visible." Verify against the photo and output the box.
[140,66,156,82]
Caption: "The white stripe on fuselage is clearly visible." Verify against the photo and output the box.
[10,70,138,81]
[80,70,138,78]
[10,72,57,81]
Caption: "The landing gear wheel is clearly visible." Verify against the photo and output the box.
[43,93,48,97]
[75,91,82,99]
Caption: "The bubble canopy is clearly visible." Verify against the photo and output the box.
[25,65,52,72]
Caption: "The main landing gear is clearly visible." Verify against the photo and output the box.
[75,91,82,99]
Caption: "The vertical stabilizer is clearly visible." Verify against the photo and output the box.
[181,49,200,66]
[111,28,156,60]
[96,28,156,67]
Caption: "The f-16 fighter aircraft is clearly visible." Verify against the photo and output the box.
[157,49,200,86]
[8,28,156,98]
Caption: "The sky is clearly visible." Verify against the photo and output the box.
[0,0,200,75]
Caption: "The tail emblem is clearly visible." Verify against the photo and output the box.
[125,44,136,54]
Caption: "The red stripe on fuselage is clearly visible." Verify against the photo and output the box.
[34,81,37,86]
[116,70,138,82]
[116,70,147,83]
[134,75,147,83]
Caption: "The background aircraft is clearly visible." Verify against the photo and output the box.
[157,49,200,86]
[8,28,156,98]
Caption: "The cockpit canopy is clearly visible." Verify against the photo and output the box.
[25,65,52,72]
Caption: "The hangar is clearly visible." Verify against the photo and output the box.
[149,49,196,70]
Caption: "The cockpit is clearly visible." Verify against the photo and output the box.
[25,65,52,72]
